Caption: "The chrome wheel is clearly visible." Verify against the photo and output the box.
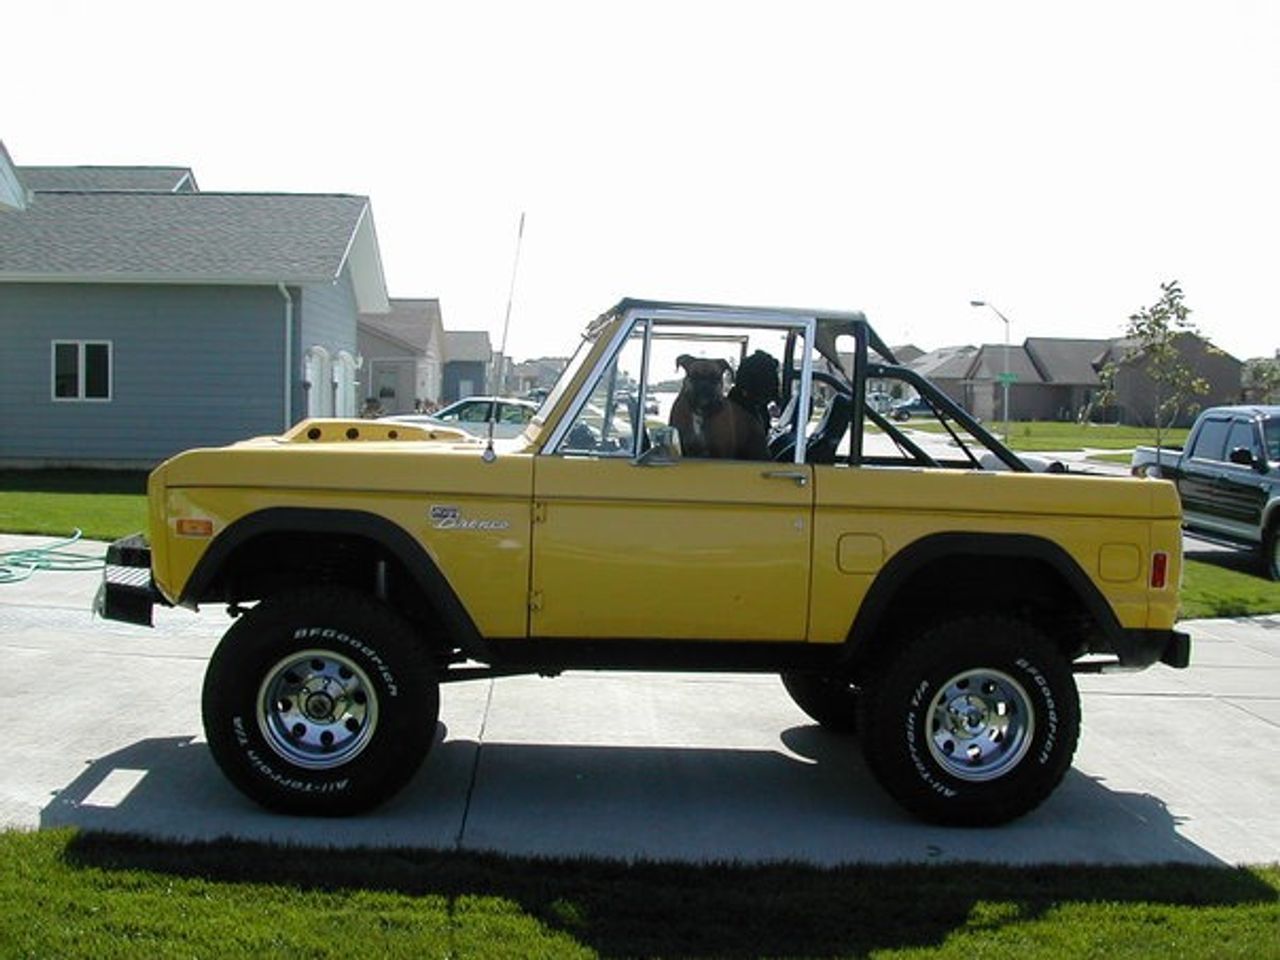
[926,667,1034,782]
[257,649,379,770]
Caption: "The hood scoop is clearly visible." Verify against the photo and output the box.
[279,418,475,444]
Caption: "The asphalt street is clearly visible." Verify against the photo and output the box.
[2,533,1277,866]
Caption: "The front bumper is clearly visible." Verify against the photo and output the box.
[94,534,168,627]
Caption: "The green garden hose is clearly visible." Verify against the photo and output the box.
[0,531,105,585]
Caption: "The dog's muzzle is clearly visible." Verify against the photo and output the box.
[686,377,724,411]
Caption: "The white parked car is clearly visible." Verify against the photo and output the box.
[382,396,538,439]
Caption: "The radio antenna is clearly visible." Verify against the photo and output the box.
[485,211,526,462]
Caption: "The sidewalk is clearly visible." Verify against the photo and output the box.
[2,533,1277,865]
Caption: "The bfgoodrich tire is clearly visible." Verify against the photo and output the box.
[780,671,860,733]
[202,587,439,815]
[859,615,1080,826]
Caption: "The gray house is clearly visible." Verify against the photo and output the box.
[442,331,493,403]
[1095,333,1242,427]
[357,298,445,414]
[910,334,1241,425]
[0,152,389,468]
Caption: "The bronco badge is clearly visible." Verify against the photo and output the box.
[429,505,511,531]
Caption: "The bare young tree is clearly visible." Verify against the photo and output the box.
[1096,280,1210,449]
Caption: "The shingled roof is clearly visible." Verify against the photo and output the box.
[360,298,443,354]
[445,330,493,363]
[1024,337,1111,385]
[970,343,1044,384]
[909,345,980,380]
[17,165,197,192]
[0,191,389,311]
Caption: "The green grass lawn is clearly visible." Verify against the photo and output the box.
[905,419,1190,453]
[0,469,148,542]
[1181,556,1280,619]
[1,829,1276,959]
[1003,421,1190,452]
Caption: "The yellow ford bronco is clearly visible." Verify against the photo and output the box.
[99,299,1189,826]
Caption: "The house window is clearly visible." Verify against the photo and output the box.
[52,341,112,401]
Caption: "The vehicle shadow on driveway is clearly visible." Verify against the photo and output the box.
[39,724,1226,868]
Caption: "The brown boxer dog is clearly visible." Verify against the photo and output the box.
[669,355,770,460]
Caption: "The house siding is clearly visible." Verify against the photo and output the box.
[298,266,360,416]
[358,326,418,414]
[299,264,358,357]
[0,283,287,466]
[443,361,488,403]
[1112,338,1243,427]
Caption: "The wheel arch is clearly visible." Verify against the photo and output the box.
[182,507,487,660]
[1263,497,1280,536]
[845,532,1124,667]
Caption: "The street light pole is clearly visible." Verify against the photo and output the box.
[970,300,1012,440]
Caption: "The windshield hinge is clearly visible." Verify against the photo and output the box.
[533,502,548,524]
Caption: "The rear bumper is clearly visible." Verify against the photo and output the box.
[94,534,168,627]
[1110,627,1192,670]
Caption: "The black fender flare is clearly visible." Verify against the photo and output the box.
[845,532,1124,658]
[181,507,488,660]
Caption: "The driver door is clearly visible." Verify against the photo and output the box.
[529,315,814,641]
[531,456,813,640]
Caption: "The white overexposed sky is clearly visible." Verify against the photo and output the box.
[5,0,1278,362]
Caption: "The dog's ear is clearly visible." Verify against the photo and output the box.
[676,354,695,372]
[718,358,733,379]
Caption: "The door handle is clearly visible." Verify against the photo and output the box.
[762,470,809,487]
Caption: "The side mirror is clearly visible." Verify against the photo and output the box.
[636,426,682,466]
[1228,446,1259,469]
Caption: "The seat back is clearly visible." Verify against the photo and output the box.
[805,393,853,464]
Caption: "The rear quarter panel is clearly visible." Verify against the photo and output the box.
[810,467,1182,642]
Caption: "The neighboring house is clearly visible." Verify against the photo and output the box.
[906,345,981,412]
[506,356,569,396]
[1021,338,1112,422]
[910,334,1241,425]
[889,344,924,365]
[357,298,445,414]
[0,150,389,468]
[966,342,1049,423]
[1095,333,1242,427]
[861,344,923,400]
[442,331,493,402]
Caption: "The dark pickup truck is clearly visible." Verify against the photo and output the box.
[1131,405,1280,579]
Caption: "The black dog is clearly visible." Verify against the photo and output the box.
[727,349,780,431]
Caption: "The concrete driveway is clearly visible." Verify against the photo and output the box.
[2,533,1277,866]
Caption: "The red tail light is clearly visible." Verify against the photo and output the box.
[1151,551,1169,589]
